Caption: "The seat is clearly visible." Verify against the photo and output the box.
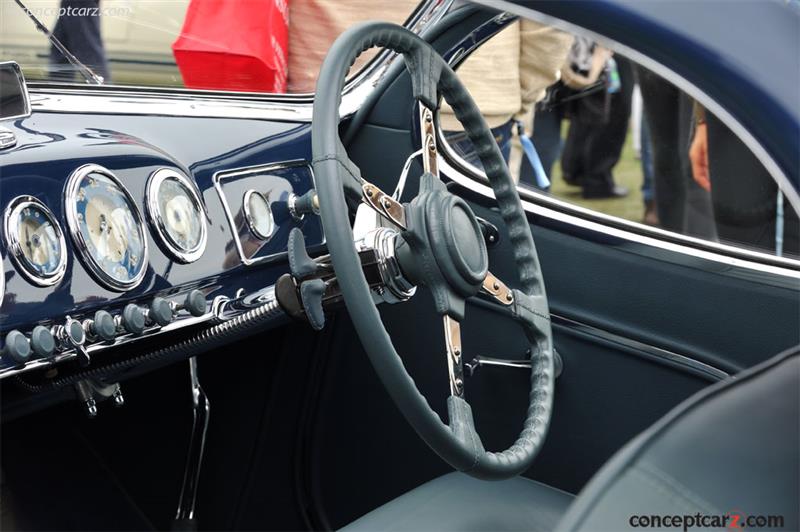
[344,347,799,531]
[343,472,573,531]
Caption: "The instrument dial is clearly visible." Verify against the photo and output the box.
[3,196,67,286]
[66,165,147,291]
[243,189,274,240]
[146,168,206,263]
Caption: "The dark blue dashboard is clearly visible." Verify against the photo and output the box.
[0,110,323,374]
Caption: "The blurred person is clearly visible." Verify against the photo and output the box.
[439,20,573,185]
[559,40,632,199]
[690,106,799,256]
[287,0,417,93]
[640,115,658,225]
[637,68,715,237]
[49,0,110,82]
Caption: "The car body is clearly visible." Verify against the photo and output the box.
[0,1,797,530]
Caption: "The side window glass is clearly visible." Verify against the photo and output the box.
[442,21,799,260]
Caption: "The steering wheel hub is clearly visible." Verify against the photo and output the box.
[395,175,488,316]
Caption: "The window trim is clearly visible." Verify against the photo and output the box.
[435,9,800,276]
[24,0,453,120]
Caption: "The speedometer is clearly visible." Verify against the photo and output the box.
[65,164,148,291]
[146,168,206,263]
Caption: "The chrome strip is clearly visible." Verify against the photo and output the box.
[213,160,320,267]
[440,155,800,279]
[434,9,800,276]
[3,195,68,287]
[64,163,150,291]
[145,168,208,264]
[24,0,454,121]
[471,1,800,242]
[0,284,282,380]
[550,313,731,381]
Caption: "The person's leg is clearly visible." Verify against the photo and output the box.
[580,56,634,198]
[50,0,110,81]
[640,114,659,225]
[560,115,590,187]
[638,68,686,232]
[706,113,797,255]
[521,105,562,185]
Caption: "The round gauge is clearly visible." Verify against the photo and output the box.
[3,196,67,286]
[243,190,274,240]
[65,164,148,291]
[146,168,207,263]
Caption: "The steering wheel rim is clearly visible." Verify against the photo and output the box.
[312,21,554,480]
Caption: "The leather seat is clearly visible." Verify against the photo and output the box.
[343,472,573,531]
[344,347,799,531]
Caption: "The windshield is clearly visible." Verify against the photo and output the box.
[0,0,427,94]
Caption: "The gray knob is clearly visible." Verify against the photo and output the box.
[122,304,146,335]
[149,297,173,327]
[92,310,116,342]
[30,325,55,357]
[184,290,206,317]
[3,330,31,364]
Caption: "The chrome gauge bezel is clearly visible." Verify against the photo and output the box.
[145,168,207,263]
[65,164,148,291]
[3,195,68,287]
[243,189,274,240]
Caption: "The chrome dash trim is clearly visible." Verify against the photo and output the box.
[145,168,208,264]
[550,314,731,382]
[64,163,150,291]
[3,195,68,287]
[0,284,283,380]
[213,159,321,267]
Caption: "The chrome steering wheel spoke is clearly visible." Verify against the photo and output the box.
[443,315,465,398]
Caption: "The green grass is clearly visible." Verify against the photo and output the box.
[549,123,644,223]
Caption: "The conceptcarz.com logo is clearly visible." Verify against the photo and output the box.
[628,511,785,530]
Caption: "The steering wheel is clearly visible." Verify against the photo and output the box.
[311,21,553,480]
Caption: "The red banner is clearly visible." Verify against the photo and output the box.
[172,0,288,92]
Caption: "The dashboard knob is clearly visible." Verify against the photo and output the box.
[30,325,55,357]
[121,304,146,335]
[3,330,31,364]
[149,297,173,326]
[184,289,207,317]
[91,310,117,342]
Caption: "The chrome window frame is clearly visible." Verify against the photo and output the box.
[436,7,800,278]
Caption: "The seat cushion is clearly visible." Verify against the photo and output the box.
[342,472,574,531]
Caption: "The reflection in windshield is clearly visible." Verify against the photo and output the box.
[46,0,109,82]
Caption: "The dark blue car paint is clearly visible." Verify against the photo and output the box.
[0,113,322,340]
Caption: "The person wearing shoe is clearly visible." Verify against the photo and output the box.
[559,38,633,199]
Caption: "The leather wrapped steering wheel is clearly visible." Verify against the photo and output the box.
[312,21,554,480]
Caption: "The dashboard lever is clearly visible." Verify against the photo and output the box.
[59,316,90,367]
[287,228,320,279]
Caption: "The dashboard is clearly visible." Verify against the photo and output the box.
[0,109,323,385]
